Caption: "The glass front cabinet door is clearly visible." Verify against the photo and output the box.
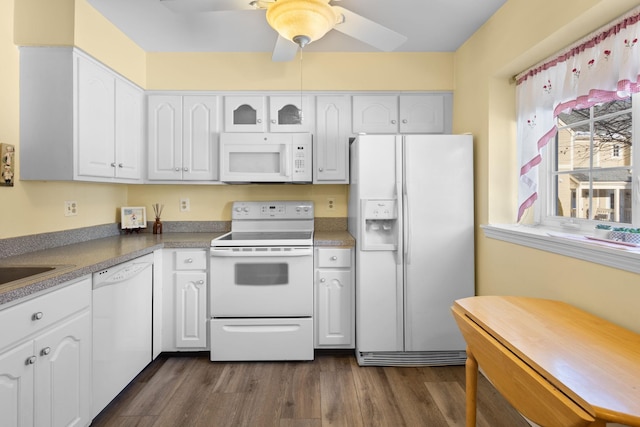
[224,95,314,132]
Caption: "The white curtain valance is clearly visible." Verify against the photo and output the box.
[516,6,640,222]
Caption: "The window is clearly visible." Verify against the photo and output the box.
[484,7,640,275]
[613,144,621,158]
[546,95,635,225]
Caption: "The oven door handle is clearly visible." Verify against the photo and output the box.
[210,248,313,257]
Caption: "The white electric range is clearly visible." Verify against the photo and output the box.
[209,201,314,361]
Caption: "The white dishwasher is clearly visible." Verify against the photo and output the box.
[92,253,153,418]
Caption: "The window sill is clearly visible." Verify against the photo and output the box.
[481,224,640,274]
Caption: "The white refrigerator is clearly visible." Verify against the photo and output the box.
[348,134,474,366]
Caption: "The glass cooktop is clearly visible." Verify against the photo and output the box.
[216,231,313,241]
[211,231,314,247]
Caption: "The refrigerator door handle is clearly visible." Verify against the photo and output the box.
[396,136,404,266]
[403,140,411,266]
[403,193,410,264]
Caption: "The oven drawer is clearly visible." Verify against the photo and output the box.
[209,318,313,361]
[316,248,351,268]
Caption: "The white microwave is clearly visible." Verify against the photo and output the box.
[219,133,312,183]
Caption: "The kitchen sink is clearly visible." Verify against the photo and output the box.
[0,266,58,285]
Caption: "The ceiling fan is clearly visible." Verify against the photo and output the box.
[159,0,407,61]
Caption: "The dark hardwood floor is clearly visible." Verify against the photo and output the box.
[91,351,529,427]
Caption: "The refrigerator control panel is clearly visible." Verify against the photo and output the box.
[363,200,397,219]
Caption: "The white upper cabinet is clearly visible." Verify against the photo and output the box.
[20,47,143,182]
[268,95,315,132]
[114,80,144,180]
[352,95,399,134]
[224,95,314,132]
[315,95,351,183]
[224,96,266,132]
[77,57,143,180]
[399,94,445,133]
[148,95,219,181]
[352,94,447,134]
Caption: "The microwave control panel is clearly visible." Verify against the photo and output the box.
[292,141,312,182]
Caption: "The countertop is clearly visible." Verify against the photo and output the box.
[0,230,354,308]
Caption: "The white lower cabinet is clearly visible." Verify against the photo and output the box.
[162,249,208,350]
[0,277,92,427]
[314,248,355,348]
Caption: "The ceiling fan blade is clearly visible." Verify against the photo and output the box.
[332,6,407,51]
[272,35,299,62]
[160,0,256,13]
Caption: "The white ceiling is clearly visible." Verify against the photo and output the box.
[86,0,506,54]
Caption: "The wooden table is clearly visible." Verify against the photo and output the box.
[452,296,640,427]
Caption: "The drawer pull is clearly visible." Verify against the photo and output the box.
[41,347,51,356]
[26,356,36,365]
[32,312,43,321]
[186,258,193,263]
[320,278,326,283]
[331,256,338,260]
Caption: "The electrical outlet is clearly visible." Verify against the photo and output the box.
[65,201,78,216]
[327,197,336,211]
[180,198,190,212]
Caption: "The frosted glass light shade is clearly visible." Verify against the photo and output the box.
[266,0,339,47]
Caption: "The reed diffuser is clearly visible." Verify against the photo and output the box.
[152,203,164,234]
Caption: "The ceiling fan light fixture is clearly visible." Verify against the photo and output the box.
[266,0,339,48]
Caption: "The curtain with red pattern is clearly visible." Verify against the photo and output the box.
[516,6,640,222]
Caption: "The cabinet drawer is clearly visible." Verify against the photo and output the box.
[174,250,207,270]
[316,248,351,268]
[0,276,91,350]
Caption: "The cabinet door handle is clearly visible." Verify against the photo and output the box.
[319,167,324,172]
[402,119,408,124]
[26,356,37,365]
[183,167,189,172]
[391,119,397,124]
[175,167,181,171]
[40,347,51,356]
[320,278,326,283]
[32,312,43,321]
[118,163,124,168]
[257,119,262,124]
[197,280,204,285]
[110,162,116,167]
[271,119,276,124]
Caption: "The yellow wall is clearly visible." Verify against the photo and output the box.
[455,0,640,332]
[128,184,348,220]
[146,52,452,91]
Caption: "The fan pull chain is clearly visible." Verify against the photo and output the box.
[299,48,304,123]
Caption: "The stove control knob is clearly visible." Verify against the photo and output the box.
[243,207,250,213]
[235,207,242,212]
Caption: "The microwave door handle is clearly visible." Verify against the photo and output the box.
[283,144,291,177]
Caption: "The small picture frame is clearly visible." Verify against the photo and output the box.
[1,143,15,187]
[121,206,147,230]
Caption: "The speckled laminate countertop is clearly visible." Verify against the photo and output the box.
[0,230,354,308]
[313,231,355,247]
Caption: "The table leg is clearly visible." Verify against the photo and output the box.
[466,346,478,427]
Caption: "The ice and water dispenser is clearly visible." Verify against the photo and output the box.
[361,199,398,250]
